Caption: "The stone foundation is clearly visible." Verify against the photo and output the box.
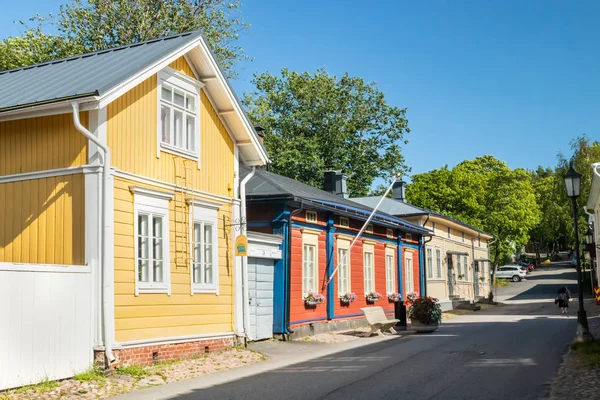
[95,336,234,367]
[287,318,370,340]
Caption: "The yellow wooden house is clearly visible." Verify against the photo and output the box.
[0,30,267,384]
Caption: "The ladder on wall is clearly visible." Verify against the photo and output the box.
[174,158,195,268]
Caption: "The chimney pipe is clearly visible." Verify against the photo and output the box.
[392,179,406,202]
[255,125,265,144]
[324,170,348,198]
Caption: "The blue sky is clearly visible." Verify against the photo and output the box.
[2,0,599,178]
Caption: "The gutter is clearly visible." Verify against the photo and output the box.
[71,102,116,365]
[240,166,256,343]
[421,214,432,297]
[285,204,305,336]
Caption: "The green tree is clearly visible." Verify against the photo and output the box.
[407,156,541,299]
[243,68,411,196]
[0,0,249,77]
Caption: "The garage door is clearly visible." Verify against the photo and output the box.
[248,257,275,341]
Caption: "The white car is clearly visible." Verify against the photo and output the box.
[496,265,528,282]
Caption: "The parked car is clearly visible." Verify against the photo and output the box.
[496,265,528,282]
[517,261,534,272]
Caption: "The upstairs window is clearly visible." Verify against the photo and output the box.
[158,69,201,159]
[339,217,349,228]
[405,233,412,242]
[365,223,373,233]
[447,227,451,239]
[306,210,318,223]
[386,228,394,238]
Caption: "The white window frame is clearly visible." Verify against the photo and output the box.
[405,233,412,242]
[301,229,320,296]
[337,245,350,295]
[365,223,373,233]
[386,228,394,239]
[426,247,433,279]
[339,216,349,228]
[157,67,203,166]
[457,255,463,278]
[132,187,173,295]
[435,248,442,279]
[363,244,375,294]
[189,199,221,294]
[405,252,414,293]
[306,210,318,223]
[464,256,470,281]
[385,247,395,294]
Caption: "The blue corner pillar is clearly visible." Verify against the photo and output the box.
[397,233,404,298]
[326,215,336,320]
[418,236,425,296]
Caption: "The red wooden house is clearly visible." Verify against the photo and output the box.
[243,167,430,337]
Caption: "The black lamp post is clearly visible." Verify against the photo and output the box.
[563,163,593,341]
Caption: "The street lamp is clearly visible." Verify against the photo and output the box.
[586,227,594,246]
[563,163,593,342]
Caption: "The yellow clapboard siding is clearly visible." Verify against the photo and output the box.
[116,304,232,319]
[115,293,232,307]
[0,175,84,264]
[115,314,231,331]
[106,57,235,199]
[116,324,233,343]
[0,113,88,175]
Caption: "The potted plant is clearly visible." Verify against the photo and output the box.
[340,292,357,305]
[365,291,382,302]
[407,296,442,333]
[304,290,325,306]
[387,292,402,302]
[406,291,419,304]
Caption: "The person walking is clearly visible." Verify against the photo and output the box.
[555,286,572,314]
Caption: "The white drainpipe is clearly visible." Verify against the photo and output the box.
[239,166,256,342]
[71,103,116,364]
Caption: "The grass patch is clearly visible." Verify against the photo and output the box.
[571,340,600,367]
[74,366,105,382]
[115,365,150,377]
[12,378,59,395]
[493,278,510,288]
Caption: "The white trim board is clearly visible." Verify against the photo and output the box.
[0,262,90,273]
[113,168,234,204]
[115,332,234,349]
[0,165,102,183]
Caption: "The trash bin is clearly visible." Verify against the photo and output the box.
[394,301,407,330]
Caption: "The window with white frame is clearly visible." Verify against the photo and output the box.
[435,248,442,279]
[386,228,394,238]
[158,69,201,158]
[133,188,173,295]
[306,210,318,223]
[457,256,463,278]
[365,224,373,233]
[405,233,412,242]
[302,244,317,294]
[464,256,469,281]
[447,227,451,238]
[385,253,395,294]
[189,200,221,293]
[426,247,433,279]
[405,252,414,292]
[338,248,350,295]
[462,232,465,242]
[432,221,436,233]
[339,216,349,228]
[364,250,374,294]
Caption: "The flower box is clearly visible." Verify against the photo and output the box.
[339,292,357,305]
[304,289,325,307]
[365,291,382,303]
[387,292,402,302]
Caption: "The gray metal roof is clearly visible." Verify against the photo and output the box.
[352,196,492,237]
[241,167,429,234]
[0,31,204,112]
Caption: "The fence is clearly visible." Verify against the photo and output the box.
[0,263,92,390]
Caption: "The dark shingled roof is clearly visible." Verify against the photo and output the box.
[0,31,204,112]
[241,167,430,235]
[351,196,492,237]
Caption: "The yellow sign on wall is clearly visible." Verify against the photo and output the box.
[235,235,248,256]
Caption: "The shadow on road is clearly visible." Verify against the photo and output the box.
[162,309,575,400]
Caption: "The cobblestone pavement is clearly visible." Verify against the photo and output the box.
[546,301,600,400]
[0,347,265,400]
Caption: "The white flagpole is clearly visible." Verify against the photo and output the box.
[324,173,401,289]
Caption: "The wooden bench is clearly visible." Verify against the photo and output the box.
[361,306,399,337]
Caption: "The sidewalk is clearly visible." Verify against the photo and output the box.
[109,331,409,400]
[546,300,600,400]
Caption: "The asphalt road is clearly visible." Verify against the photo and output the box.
[127,265,579,400]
